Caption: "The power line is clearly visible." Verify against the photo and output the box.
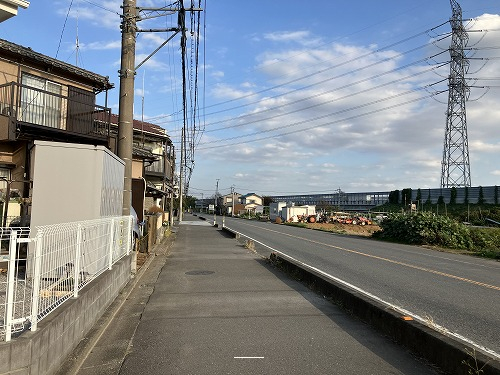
[55,0,74,59]
[187,60,449,135]
[197,86,447,150]
[80,0,121,15]
[148,20,452,123]
[164,48,451,140]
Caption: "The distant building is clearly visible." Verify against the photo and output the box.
[238,193,263,215]
[269,186,499,211]
[221,192,242,216]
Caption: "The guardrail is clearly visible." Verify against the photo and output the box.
[0,216,132,341]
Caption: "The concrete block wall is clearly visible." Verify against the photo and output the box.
[0,255,132,375]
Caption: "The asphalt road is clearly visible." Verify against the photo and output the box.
[67,217,441,374]
[207,215,500,358]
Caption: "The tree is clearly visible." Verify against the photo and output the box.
[495,186,499,205]
[478,186,485,205]
[450,187,457,205]
[184,195,197,209]
[263,196,274,206]
[416,188,422,203]
[425,189,431,205]
[316,200,334,213]
[401,188,412,208]
[389,190,400,204]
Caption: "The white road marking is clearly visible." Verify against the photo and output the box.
[234,357,264,359]
[223,224,500,361]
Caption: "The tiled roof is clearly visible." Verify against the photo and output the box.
[0,38,113,91]
[109,113,168,138]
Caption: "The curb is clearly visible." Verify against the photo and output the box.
[220,224,499,375]
[269,252,500,375]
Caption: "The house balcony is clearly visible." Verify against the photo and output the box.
[145,153,164,176]
[0,81,110,145]
[145,154,174,182]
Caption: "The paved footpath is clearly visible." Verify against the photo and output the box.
[64,214,439,374]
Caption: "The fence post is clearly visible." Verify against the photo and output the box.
[108,218,115,270]
[5,229,18,341]
[73,223,83,298]
[126,215,132,256]
[30,229,44,333]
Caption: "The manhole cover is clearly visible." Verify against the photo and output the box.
[185,270,215,276]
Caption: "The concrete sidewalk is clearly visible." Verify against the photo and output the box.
[67,214,438,374]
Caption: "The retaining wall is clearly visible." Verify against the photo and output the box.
[0,255,132,375]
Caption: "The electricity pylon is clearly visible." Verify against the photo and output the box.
[441,0,471,188]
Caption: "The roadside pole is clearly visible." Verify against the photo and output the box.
[118,0,136,217]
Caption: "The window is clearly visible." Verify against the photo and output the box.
[0,168,10,191]
[21,73,62,128]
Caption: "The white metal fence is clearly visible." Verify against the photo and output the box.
[0,216,132,341]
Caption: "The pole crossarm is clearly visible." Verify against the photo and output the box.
[138,7,202,22]
[137,28,179,32]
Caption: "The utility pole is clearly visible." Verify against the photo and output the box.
[441,0,471,188]
[118,0,137,216]
[118,1,202,221]
[213,179,219,225]
[231,185,235,216]
[215,179,220,213]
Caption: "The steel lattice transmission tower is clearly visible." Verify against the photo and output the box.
[441,0,471,188]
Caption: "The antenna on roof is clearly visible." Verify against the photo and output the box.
[75,14,79,66]
[141,70,145,147]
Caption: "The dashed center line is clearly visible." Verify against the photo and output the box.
[245,224,500,291]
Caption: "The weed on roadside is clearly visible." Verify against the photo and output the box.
[462,348,488,375]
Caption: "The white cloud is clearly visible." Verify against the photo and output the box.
[211,71,224,79]
[192,10,500,195]
[81,40,121,51]
[263,30,322,47]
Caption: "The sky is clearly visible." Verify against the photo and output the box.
[1,1,500,199]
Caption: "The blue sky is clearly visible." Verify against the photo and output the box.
[1,1,500,199]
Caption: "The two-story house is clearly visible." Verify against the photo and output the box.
[239,193,264,215]
[108,114,175,222]
[0,38,114,225]
[221,192,242,216]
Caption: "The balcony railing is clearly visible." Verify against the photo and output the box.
[145,154,165,175]
[0,81,110,141]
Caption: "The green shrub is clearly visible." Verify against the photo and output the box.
[373,212,500,258]
[468,227,500,258]
[373,212,472,249]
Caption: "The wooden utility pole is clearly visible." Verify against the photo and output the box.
[118,0,137,216]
